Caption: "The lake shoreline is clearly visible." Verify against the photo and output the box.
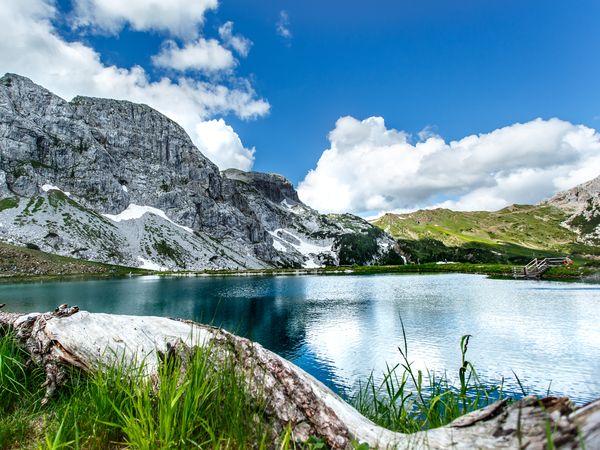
[159,262,594,281]
[1,261,595,284]
[2,270,599,406]
[2,240,597,284]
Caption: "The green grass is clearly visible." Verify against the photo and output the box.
[374,205,576,249]
[0,333,276,449]
[30,160,52,170]
[156,260,595,281]
[372,205,600,263]
[0,196,19,211]
[351,324,505,433]
[0,331,492,448]
[0,333,47,448]
[0,242,149,283]
[0,326,568,449]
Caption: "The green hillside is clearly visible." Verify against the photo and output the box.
[0,242,147,281]
[372,205,599,264]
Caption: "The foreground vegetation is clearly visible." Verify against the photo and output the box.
[0,327,522,449]
[352,330,506,433]
[0,332,273,449]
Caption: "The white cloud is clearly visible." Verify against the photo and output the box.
[0,0,268,171]
[152,38,235,72]
[276,10,292,40]
[194,119,255,171]
[72,0,218,38]
[298,116,600,214]
[218,21,252,57]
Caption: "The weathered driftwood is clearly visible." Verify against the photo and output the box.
[1,304,599,449]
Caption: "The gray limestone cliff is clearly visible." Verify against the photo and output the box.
[544,175,600,245]
[0,73,402,270]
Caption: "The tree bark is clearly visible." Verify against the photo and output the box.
[0,304,598,449]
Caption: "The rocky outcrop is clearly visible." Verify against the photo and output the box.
[546,175,600,213]
[0,73,402,270]
[545,175,600,245]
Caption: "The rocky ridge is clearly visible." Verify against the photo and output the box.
[0,73,401,270]
[544,175,600,244]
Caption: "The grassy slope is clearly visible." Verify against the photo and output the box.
[0,242,147,281]
[373,205,600,263]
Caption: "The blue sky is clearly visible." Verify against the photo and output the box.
[2,0,600,214]
[223,0,600,179]
[51,0,600,180]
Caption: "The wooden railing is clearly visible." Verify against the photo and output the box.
[512,257,566,279]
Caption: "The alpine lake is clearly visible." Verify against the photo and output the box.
[2,272,599,404]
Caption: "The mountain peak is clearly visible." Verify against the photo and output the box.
[1,72,35,84]
[545,174,600,213]
[0,73,402,270]
[1,72,54,95]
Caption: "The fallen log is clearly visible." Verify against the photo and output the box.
[0,304,598,449]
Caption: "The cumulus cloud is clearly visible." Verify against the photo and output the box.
[72,0,218,38]
[276,10,292,40]
[0,0,268,170]
[152,38,235,72]
[297,116,600,214]
[218,21,252,57]
[194,119,255,170]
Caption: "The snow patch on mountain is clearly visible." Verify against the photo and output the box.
[137,256,167,271]
[303,258,321,269]
[268,228,335,268]
[269,229,332,254]
[272,239,287,252]
[280,198,307,215]
[103,204,194,234]
[41,184,71,197]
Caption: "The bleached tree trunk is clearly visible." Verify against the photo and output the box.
[0,304,598,449]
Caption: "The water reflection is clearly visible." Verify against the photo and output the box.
[1,273,599,403]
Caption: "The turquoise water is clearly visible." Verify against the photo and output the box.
[2,273,599,404]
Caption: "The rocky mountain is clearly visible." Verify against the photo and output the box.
[0,73,401,270]
[544,175,600,245]
[371,177,600,263]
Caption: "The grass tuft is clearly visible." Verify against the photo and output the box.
[0,333,274,449]
[351,323,505,433]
